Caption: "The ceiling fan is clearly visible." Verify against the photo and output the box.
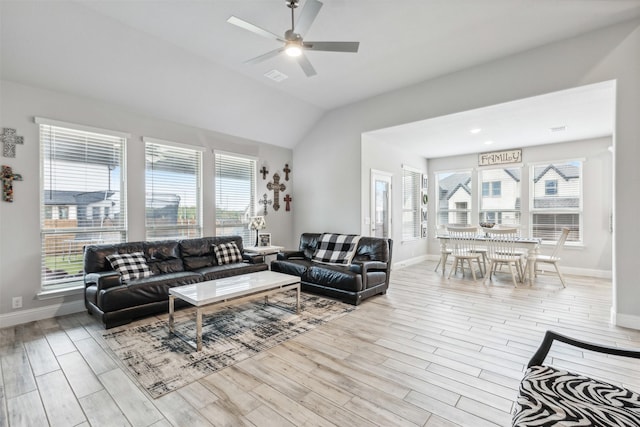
[227,0,359,77]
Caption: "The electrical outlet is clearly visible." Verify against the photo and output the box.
[12,296,22,309]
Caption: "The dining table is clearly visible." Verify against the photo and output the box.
[436,233,542,284]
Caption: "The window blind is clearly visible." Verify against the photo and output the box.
[479,167,521,226]
[402,167,421,240]
[531,161,582,243]
[145,140,202,240]
[39,121,127,289]
[215,152,256,246]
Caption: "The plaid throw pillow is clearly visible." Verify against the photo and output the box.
[213,242,243,265]
[312,233,361,265]
[106,252,152,284]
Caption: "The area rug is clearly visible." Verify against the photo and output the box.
[102,291,354,398]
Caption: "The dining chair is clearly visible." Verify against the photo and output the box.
[446,226,484,280]
[483,227,525,287]
[531,227,570,288]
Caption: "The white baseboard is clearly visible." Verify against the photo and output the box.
[393,255,429,270]
[0,300,86,328]
[612,311,640,330]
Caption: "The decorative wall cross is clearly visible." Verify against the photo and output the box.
[259,193,272,216]
[284,194,292,212]
[2,165,23,202]
[266,173,286,211]
[260,165,269,180]
[283,163,291,181]
[1,128,24,158]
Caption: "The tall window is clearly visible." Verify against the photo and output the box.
[436,170,472,226]
[145,139,203,240]
[401,166,421,240]
[479,167,521,226]
[215,152,256,246]
[531,161,582,243]
[38,118,127,289]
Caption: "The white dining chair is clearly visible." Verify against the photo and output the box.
[447,226,484,280]
[483,227,525,287]
[531,227,570,288]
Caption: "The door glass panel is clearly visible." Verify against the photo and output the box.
[374,178,390,238]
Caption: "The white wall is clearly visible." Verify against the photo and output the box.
[0,80,295,324]
[294,19,640,328]
[360,136,428,265]
[427,137,613,275]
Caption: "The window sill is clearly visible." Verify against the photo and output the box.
[37,282,85,300]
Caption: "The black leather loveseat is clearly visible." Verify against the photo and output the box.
[83,236,267,328]
[271,233,392,305]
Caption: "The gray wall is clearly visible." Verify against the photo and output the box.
[0,80,295,325]
[294,20,640,328]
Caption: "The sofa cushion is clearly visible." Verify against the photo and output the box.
[271,259,315,278]
[183,255,215,270]
[306,265,363,292]
[312,233,361,265]
[196,262,268,281]
[213,242,243,265]
[106,252,153,284]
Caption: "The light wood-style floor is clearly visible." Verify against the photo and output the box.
[2,261,640,427]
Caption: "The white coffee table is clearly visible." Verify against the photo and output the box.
[168,271,301,351]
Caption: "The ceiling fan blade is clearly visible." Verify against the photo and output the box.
[297,54,317,77]
[303,41,359,53]
[245,48,284,65]
[227,16,285,42]
[294,0,323,36]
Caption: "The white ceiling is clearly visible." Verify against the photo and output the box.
[366,80,616,158]
[1,1,639,150]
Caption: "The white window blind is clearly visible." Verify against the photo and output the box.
[479,167,521,226]
[39,120,127,289]
[402,166,421,241]
[531,161,582,243]
[145,140,202,241]
[436,170,472,226]
[215,152,256,246]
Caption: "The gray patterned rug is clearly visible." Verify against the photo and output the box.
[102,291,354,398]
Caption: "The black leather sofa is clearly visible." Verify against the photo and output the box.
[83,236,267,328]
[271,233,392,305]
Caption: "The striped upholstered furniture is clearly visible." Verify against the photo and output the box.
[513,330,640,426]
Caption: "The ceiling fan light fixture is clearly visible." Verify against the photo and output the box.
[285,42,303,57]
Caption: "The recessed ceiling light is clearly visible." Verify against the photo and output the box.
[550,126,567,132]
[264,69,289,82]
[484,140,494,145]
[470,128,482,134]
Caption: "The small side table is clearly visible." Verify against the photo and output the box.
[244,245,284,268]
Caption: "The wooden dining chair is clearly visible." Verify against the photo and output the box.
[483,227,524,287]
[446,226,484,280]
[531,227,570,288]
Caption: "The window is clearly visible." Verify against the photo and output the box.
[531,161,582,243]
[215,152,256,246]
[436,170,472,226]
[38,118,128,289]
[401,166,421,240]
[479,167,521,226]
[145,139,203,240]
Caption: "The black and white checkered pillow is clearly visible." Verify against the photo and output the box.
[312,233,361,265]
[106,252,152,284]
[213,242,243,265]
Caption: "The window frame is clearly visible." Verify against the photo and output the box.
[37,117,129,291]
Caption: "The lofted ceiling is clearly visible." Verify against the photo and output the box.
[1,1,639,151]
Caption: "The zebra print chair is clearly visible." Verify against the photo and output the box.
[513,330,640,426]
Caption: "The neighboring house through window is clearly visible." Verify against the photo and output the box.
[436,170,472,226]
[145,138,203,241]
[479,167,521,226]
[531,161,582,243]
[215,152,256,247]
[38,118,128,290]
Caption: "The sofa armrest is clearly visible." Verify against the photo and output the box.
[277,251,305,260]
[84,271,122,291]
[528,330,640,368]
[242,252,265,264]
[349,260,388,275]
